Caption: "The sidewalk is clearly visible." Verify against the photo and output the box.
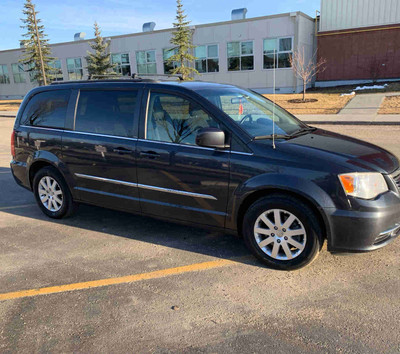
[298,92,400,125]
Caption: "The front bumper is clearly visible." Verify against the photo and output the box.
[325,190,400,252]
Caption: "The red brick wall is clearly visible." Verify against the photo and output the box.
[317,24,400,81]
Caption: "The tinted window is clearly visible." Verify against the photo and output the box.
[21,90,70,128]
[146,93,219,145]
[75,90,138,137]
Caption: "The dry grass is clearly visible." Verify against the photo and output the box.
[0,100,22,111]
[379,96,400,114]
[264,93,354,115]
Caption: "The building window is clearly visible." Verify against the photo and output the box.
[11,63,26,83]
[28,62,37,83]
[194,44,219,73]
[66,58,83,80]
[0,65,10,84]
[163,48,179,74]
[263,37,293,69]
[49,59,63,81]
[227,41,254,71]
[136,50,157,74]
[111,53,131,76]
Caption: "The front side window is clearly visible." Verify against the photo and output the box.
[227,41,254,71]
[197,87,305,138]
[11,63,26,83]
[136,50,157,74]
[0,65,10,84]
[75,90,138,137]
[146,92,219,145]
[49,59,63,81]
[194,45,219,73]
[111,53,131,76]
[163,48,179,74]
[21,90,70,128]
[263,37,293,69]
[66,58,83,80]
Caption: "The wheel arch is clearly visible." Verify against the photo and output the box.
[236,188,330,244]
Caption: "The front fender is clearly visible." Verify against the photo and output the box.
[226,173,335,237]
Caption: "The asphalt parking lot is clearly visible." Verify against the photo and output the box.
[1,117,400,353]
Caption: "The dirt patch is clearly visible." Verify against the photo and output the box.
[0,100,22,111]
[378,95,400,114]
[264,93,354,115]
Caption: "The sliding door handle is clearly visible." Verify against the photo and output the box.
[139,150,160,159]
[113,147,134,155]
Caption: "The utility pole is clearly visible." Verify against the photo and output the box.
[29,3,47,85]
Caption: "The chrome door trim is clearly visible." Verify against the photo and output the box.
[75,173,138,187]
[74,173,217,200]
[137,183,217,200]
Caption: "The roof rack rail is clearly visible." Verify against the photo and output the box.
[50,72,183,85]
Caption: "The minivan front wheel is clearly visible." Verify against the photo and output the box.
[242,195,322,270]
[33,166,78,219]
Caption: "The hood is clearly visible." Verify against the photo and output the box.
[255,129,399,174]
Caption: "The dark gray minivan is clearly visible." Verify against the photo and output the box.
[10,80,400,270]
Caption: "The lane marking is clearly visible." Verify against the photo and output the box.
[0,257,247,301]
[0,203,36,211]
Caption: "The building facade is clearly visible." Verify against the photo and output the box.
[0,11,315,99]
[317,0,400,86]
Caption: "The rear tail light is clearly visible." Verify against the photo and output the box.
[11,130,16,159]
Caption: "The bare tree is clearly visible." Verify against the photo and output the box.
[289,47,327,101]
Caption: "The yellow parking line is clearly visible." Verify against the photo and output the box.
[0,203,36,211]
[0,258,243,301]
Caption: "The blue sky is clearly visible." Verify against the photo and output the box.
[0,0,320,50]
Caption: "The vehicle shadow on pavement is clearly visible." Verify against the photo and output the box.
[2,202,261,268]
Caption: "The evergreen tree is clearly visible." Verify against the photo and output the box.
[167,0,198,81]
[19,0,53,86]
[85,22,116,77]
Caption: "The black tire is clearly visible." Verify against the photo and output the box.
[33,166,78,219]
[242,194,322,270]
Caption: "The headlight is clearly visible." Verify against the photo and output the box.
[338,173,388,199]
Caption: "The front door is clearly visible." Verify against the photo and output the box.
[136,90,230,228]
[62,88,142,212]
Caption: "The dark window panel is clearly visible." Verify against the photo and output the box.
[241,56,254,70]
[228,57,240,71]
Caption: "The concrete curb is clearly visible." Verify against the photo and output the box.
[304,121,400,125]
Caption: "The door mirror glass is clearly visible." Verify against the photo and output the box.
[195,127,227,149]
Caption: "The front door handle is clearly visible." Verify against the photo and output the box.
[139,150,160,159]
[113,147,133,155]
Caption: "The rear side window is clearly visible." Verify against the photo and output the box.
[21,90,70,128]
[75,90,138,137]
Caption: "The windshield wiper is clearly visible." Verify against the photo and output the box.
[253,134,290,141]
[289,127,317,138]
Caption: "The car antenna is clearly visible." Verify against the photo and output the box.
[272,48,276,149]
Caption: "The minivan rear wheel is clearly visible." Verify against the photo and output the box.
[242,194,322,270]
[33,166,78,219]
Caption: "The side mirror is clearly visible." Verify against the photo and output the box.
[195,127,228,149]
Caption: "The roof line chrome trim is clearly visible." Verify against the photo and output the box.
[74,173,217,200]
[20,125,65,133]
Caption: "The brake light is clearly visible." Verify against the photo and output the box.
[11,130,16,158]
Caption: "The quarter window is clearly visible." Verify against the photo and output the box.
[21,90,70,128]
[111,53,131,76]
[75,90,138,137]
[194,45,219,73]
[0,65,10,84]
[263,37,293,69]
[146,92,219,145]
[163,48,179,74]
[67,58,83,80]
[11,63,26,83]
[49,60,63,81]
[136,50,157,74]
[227,41,254,71]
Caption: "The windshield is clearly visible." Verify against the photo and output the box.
[196,87,307,138]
